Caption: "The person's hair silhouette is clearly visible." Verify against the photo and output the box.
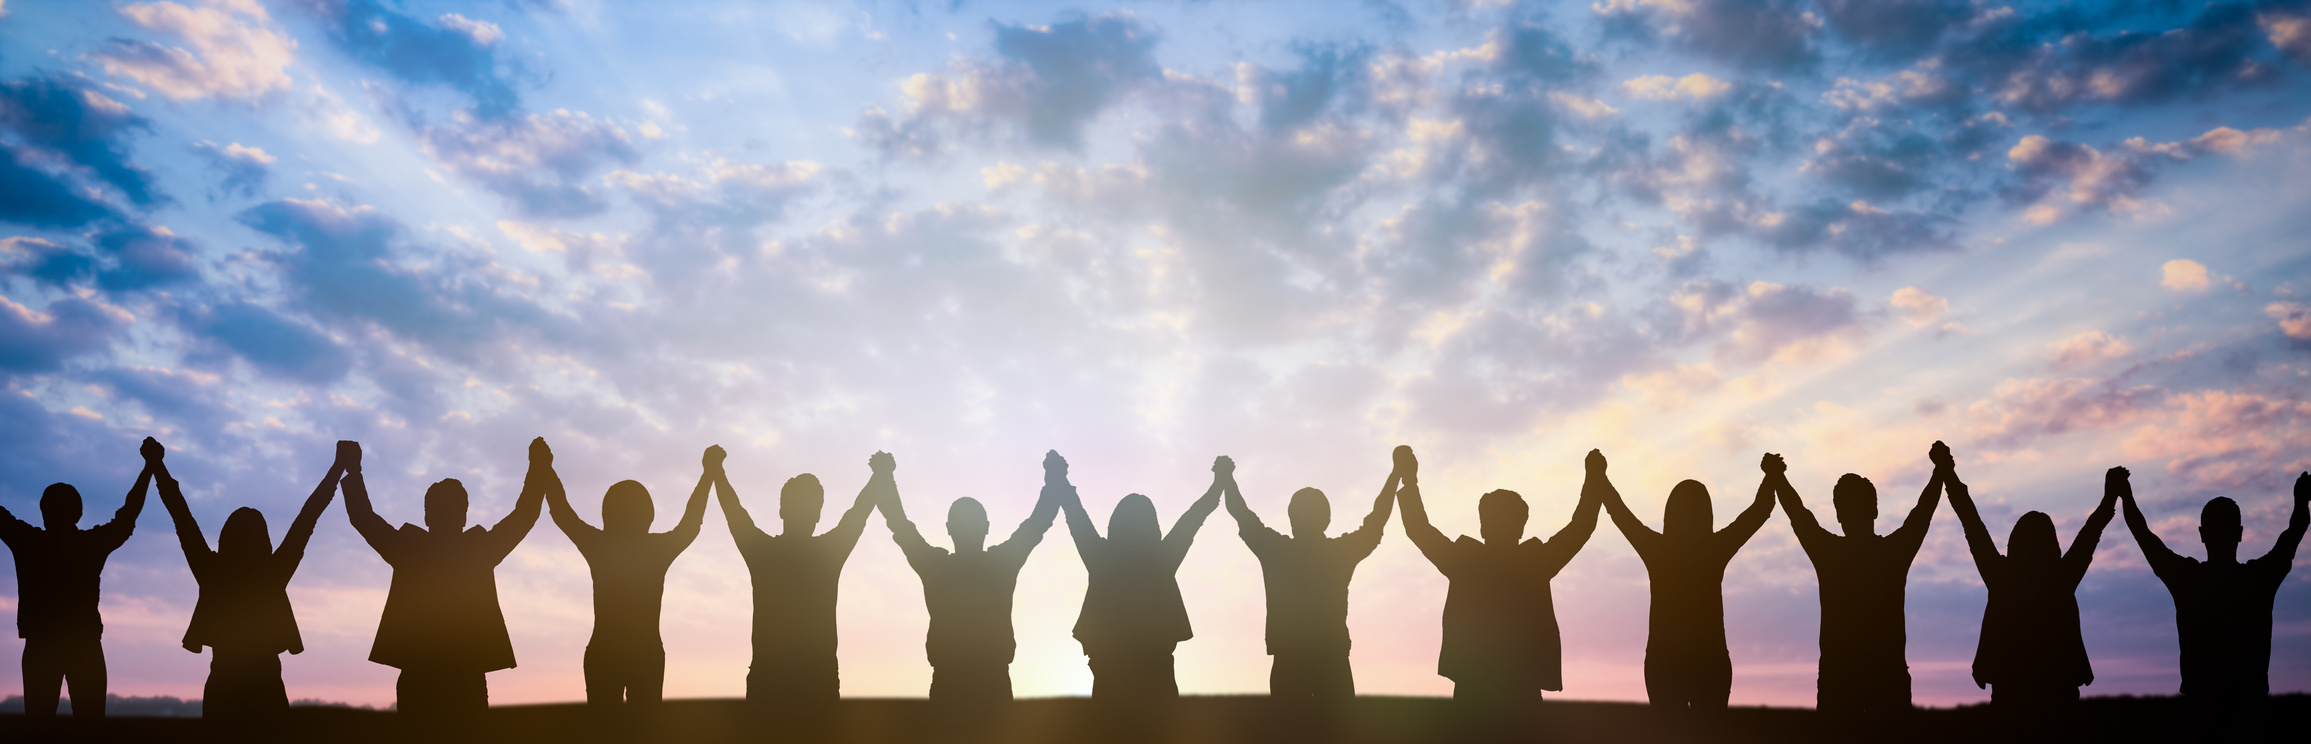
[1597,453,1777,711]
[153,439,347,724]
[716,451,884,703]
[542,444,716,713]
[0,437,154,718]
[2118,468,2308,701]
[1220,452,1396,700]
[1773,442,1944,714]
[1055,454,1223,700]
[1942,446,2115,713]
[1397,446,1604,708]
[342,437,548,723]
[872,450,1062,702]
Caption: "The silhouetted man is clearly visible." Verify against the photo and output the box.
[344,437,548,721]
[1398,446,1605,706]
[0,437,154,718]
[1221,453,1395,700]
[543,443,716,712]
[2120,469,2308,701]
[155,439,346,723]
[874,450,1061,702]
[1058,455,1224,699]
[718,453,882,703]
[1945,446,2115,712]
[1598,453,1776,711]
[1774,444,1943,714]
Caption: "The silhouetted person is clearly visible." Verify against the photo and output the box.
[542,444,716,712]
[2120,468,2308,701]
[344,437,549,722]
[718,452,883,703]
[1598,453,1776,711]
[1775,443,1944,714]
[1057,455,1224,699]
[874,450,1061,702]
[155,439,347,724]
[1221,453,1395,700]
[1944,447,2115,713]
[0,437,154,718]
[1398,446,1605,707]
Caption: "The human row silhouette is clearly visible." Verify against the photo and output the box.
[2,437,2304,725]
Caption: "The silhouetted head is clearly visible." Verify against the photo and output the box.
[1664,480,1715,537]
[778,474,825,536]
[948,498,990,551]
[2006,511,2059,567]
[602,480,654,534]
[1288,488,1331,539]
[219,507,274,558]
[1831,474,1878,536]
[1108,493,1161,548]
[2199,497,2243,556]
[424,479,469,533]
[39,483,82,530]
[1477,489,1529,544]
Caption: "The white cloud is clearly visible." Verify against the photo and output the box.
[1889,286,1947,326]
[2047,331,2133,371]
[2268,302,2311,340]
[88,0,295,101]
[438,13,504,46]
[1620,73,1732,101]
[2160,259,2210,292]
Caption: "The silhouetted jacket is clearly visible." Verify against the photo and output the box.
[1236,504,1390,657]
[0,474,145,641]
[1783,483,1939,678]
[888,493,1059,668]
[1064,495,1219,652]
[346,473,543,672]
[1402,484,1600,691]
[2127,492,2307,698]
[158,471,331,655]
[1953,482,2111,691]
[1603,485,1774,666]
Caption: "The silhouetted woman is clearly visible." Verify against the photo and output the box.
[542,444,715,712]
[154,440,348,723]
[1598,454,1776,711]
[1055,455,1224,699]
[1942,446,2115,711]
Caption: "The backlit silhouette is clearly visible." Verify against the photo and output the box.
[542,443,716,711]
[1057,455,1224,699]
[1774,442,1944,714]
[873,450,1062,701]
[718,452,883,702]
[0,437,154,718]
[1943,447,2115,711]
[2119,468,2309,701]
[1397,446,1605,705]
[154,439,346,723]
[1221,452,1395,700]
[343,437,548,721]
[1598,453,1777,711]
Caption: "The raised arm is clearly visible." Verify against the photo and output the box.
[1539,450,1609,573]
[482,437,552,561]
[1220,456,1270,537]
[1341,455,1398,555]
[716,460,765,542]
[148,440,210,564]
[275,442,350,572]
[875,452,938,565]
[2260,472,2311,566]
[2062,467,2123,580]
[821,452,891,550]
[1774,465,1830,550]
[542,446,598,552]
[1597,463,1658,558]
[662,446,718,552]
[1393,447,1454,566]
[1715,454,1781,556]
[340,449,397,552]
[95,437,159,547]
[1935,443,1997,572]
[2117,466,2186,575]
[1165,462,1227,568]
[1052,452,1103,557]
[1889,442,1947,556]
[994,453,1066,559]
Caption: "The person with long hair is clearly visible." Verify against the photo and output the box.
[1597,453,1777,711]
[1056,455,1224,699]
[1943,447,2116,712]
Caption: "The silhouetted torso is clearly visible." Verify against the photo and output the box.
[1429,537,1570,690]
[1073,543,1194,651]
[1795,530,1926,679]
[2149,555,2290,698]
[570,530,693,650]
[733,529,864,668]
[892,518,1053,668]
[1239,526,1381,657]
[0,521,134,642]
[368,525,522,672]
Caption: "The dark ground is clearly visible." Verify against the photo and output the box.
[0,694,2299,742]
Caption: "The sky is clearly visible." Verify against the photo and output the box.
[1,0,2309,710]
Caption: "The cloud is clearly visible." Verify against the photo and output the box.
[296,0,523,117]
[1967,2,2281,115]
[2161,259,2211,292]
[420,109,640,218]
[2005,123,2299,224]
[2047,331,2133,371]
[1621,73,1731,101]
[1598,0,1819,72]
[90,224,200,291]
[1665,280,1865,365]
[0,76,160,226]
[0,296,128,374]
[196,302,354,384]
[2268,6,2311,65]
[2120,389,2311,492]
[852,12,1160,156]
[1815,0,1972,59]
[1889,286,1947,326]
[191,140,272,197]
[2269,302,2311,340]
[88,0,296,101]
[1966,376,2158,447]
